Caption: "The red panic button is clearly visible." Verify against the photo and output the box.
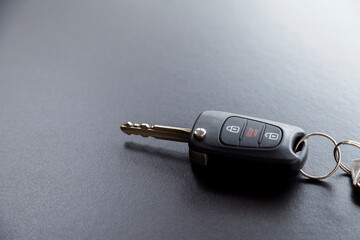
[240,120,265,148]
[245,128,259,138]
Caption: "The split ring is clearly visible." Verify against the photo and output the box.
[294,132,341,180]
[334,140,360,175]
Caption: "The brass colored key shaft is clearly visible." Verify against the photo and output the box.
[120,122,191,142]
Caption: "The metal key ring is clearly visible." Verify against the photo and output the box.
[294,132,341,180]
[335,140,360,175]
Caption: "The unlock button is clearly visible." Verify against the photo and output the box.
[260,125,282,148]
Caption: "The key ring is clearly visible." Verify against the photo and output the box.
[294,132,342,180]
[335,140,360,175]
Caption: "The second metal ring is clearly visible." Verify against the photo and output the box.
[334,140,360,175]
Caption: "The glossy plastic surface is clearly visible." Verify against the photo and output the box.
[189,111,308,177]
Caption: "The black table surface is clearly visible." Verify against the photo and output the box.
[1,0,360,239]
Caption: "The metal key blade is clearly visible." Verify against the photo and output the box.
[120,122,191,142]
[351,159,360,189]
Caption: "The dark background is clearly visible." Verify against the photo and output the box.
[1,0,360,239]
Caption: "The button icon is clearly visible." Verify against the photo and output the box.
[264,132,279,141]
[226,125,240,133]
[245,128,259,138]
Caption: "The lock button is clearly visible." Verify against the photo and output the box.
[259,124,282,148]
[220,117,246,146]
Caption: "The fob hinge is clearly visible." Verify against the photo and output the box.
[189,149,208,166]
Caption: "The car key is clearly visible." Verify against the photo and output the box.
[351,159,360,189]
[121,111,309,178]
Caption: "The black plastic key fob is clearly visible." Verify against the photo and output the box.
[189,111,308,177]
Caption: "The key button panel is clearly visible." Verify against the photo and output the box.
[220,117,246,146]
[220,117,283,148]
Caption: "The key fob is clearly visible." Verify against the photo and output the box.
[189,111,308,177]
